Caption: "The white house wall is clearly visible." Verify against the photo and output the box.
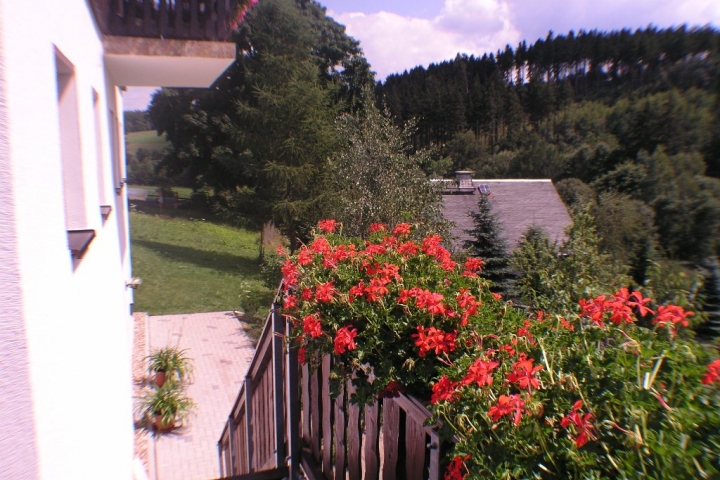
[0,0,134,478]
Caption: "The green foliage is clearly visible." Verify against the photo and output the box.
[138,384,196,431]
[282,221,720,479]
[642,260,707,327]
[146,347,193,386]
[327,99,448,238]
[464,195,514,294]
[512,209,629,312]
[123,110,151,133]
[147,0,374,249]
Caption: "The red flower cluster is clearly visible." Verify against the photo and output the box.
[314,281,337,303]
[561,400,597,448]
[333,326,358,355]
[456,288,481,326]
[378,380,404,399]
[444,455,470,480]
[653,305,694,336]
[431,375,460,404]
[462,358,499,387]
[302,313,323,338]
[368,223,387,234]
[506,354,544,392]
[579,289,653,327]
[318,219,339,233]
[701,359,720,385]
[462,257,484,277]
[422,234,456,271]
[487,394,526,426]
[413,326,457,357]
[393,223,412,236]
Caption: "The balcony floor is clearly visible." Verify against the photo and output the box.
[134,311,256,480]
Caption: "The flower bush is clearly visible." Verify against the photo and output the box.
[280,221,720,479]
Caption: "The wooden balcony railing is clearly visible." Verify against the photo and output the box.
[217,288,443,480]
[90,0,235,42]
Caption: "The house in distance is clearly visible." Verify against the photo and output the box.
[439,171,572,252]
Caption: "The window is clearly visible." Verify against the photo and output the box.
[55,48,94,262]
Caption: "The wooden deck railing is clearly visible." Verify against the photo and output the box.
[217,293,442,480]
[90,0,234,41]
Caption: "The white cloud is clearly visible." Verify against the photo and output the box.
[330,0,720,81]
[332,1,521,80]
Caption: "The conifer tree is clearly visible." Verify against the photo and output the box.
[464,195,513,294]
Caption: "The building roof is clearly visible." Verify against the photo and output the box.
[441,178,572,251]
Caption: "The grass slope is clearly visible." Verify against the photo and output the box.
[126,130,170,153]
[130,209,273,322]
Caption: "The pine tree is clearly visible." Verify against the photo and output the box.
[464,195,513,294]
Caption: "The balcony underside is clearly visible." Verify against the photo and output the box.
[104,35,235,87]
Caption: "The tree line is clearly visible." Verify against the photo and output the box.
[377,25,720,280]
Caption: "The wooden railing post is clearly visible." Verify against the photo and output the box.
[227,415,235,474]
[244,376,253,471]
[286,318,300,479]
[271,303,286,468]
[218,439,224,477]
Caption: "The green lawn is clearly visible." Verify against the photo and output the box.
[130,209,274,333]
[128,184,194,199]
[126,130,170,153]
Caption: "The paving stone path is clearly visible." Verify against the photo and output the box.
[147,312,256,480]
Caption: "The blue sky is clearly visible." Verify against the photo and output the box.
[123,0,720,110]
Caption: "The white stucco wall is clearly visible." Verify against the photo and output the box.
[0,0,134,478]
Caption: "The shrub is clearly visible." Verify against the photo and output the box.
[281,220,720,479]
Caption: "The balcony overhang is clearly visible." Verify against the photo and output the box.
[104,36,235,87]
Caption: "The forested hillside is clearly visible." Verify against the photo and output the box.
[377,26,720,272]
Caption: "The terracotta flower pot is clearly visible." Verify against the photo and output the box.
[154,414,175,433]
[155,371,167,388]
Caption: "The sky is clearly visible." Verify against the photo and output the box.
[123,0,720,111]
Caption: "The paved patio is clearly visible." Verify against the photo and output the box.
[146,311,256,480]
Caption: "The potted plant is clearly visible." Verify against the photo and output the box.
[146,347,193,388]
[139,385,196,433]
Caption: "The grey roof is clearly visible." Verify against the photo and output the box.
[442,179,572,251]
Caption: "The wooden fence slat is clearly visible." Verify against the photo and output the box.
[310,365,321,461]
[321,355,333,476]
[363,401,380,479]
[244,376,253,471]
[381,399,400,479]
[405,417,426,480]
[286,320,301,480]
[346,381,361,480]
[302,363,311,444]
[333,383,346,480]
[427,429,441,480]
[272,305,286,468]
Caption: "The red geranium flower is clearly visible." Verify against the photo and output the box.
[431,375,459,404]
[444,455,470,480]
[653,304,694,336]
[506,354,543,392]
[378,380,404,399]
[368,223,387,234]
[302,313,323,338]
[393,223,412,236]
[462,357,499,387]
[318,219,338,233]
[487,394,526,426]
[333,326,358,355]
[701,359,720,385]
[561,400,597,447]
[412,326,457,357]
[314,281,337,303]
